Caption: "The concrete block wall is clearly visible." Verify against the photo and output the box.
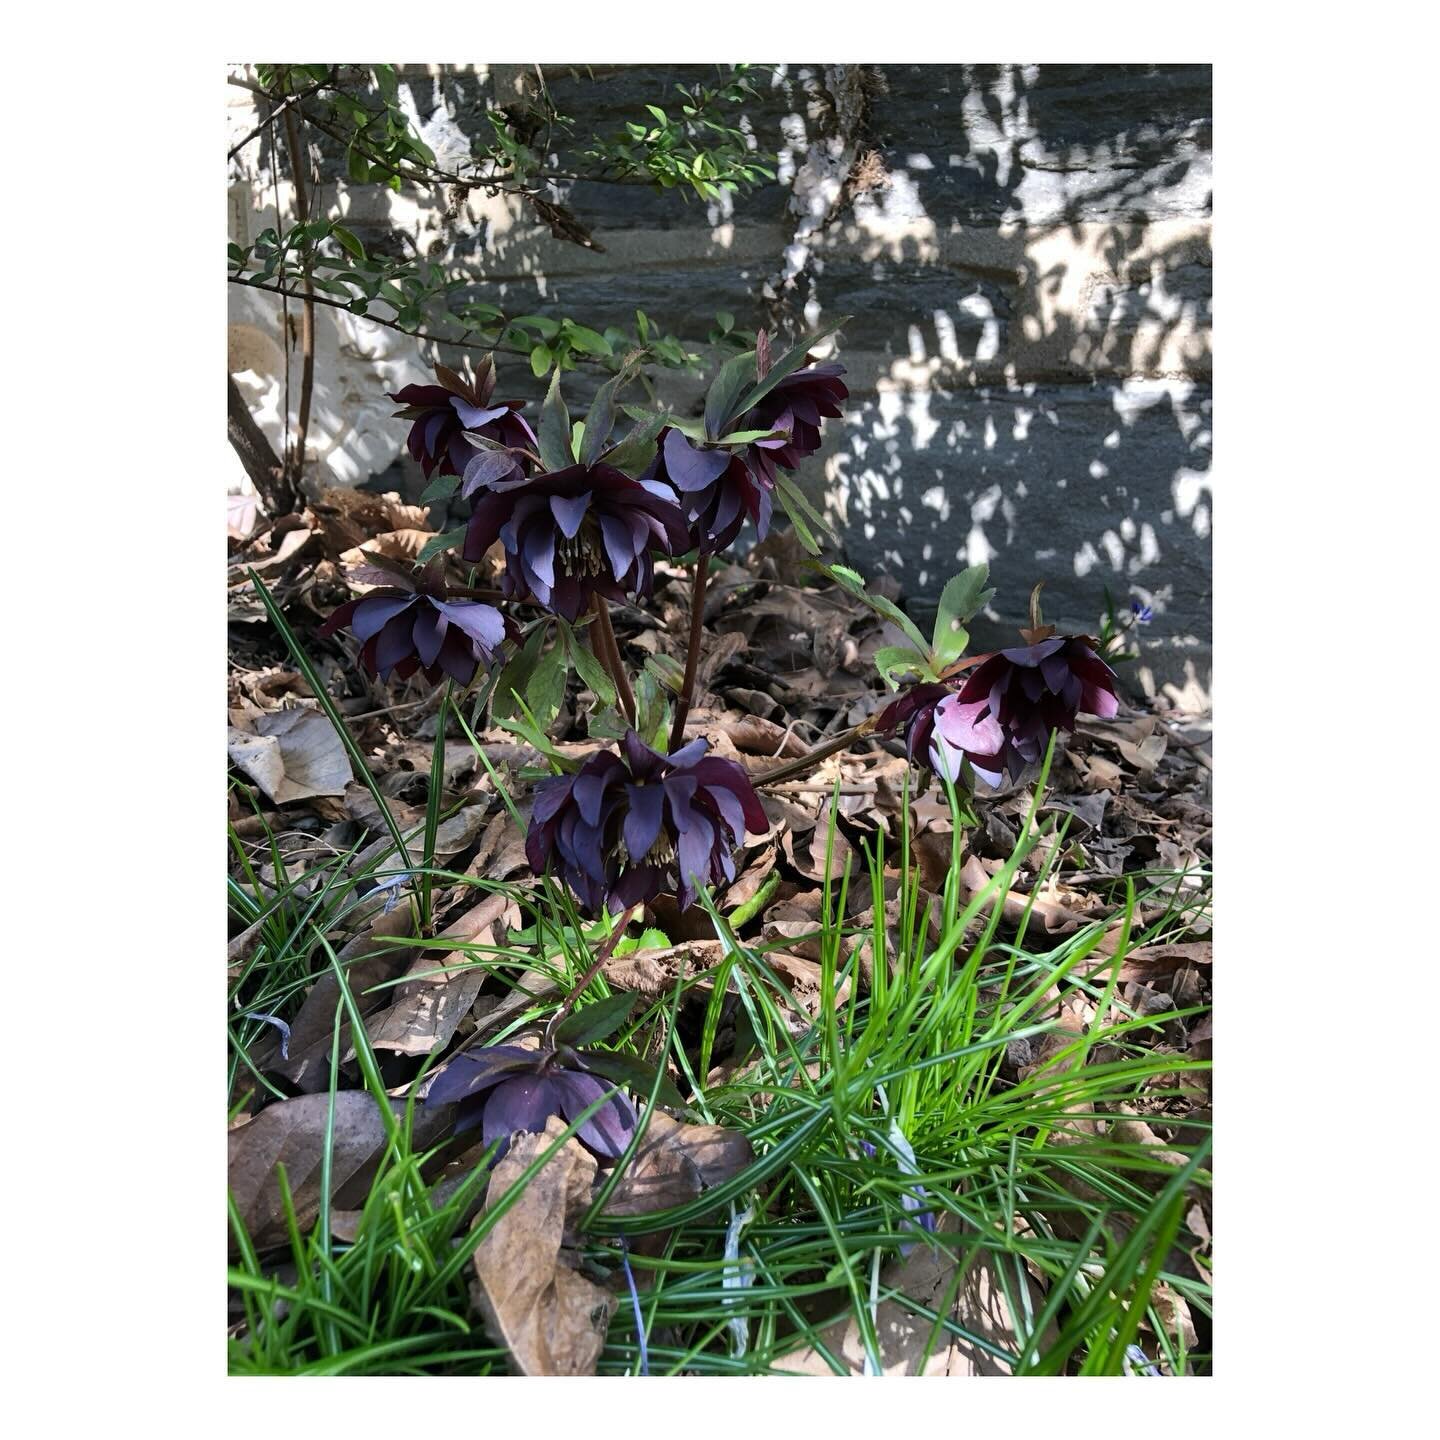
[228,63,1212,707]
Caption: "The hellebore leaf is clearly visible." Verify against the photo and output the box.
[931,564,995,665]
[525,640,570,728]
[420,471,461,503]
[602,409,671,474]
[538,369,575,472]
[580,369,629,468]
[772,473,839,556]
[552,990,637,1048]
[874,645,930,690]
[561,620,618,710]
[703,349,758,440]
[416,527,467,564]
[820,561,931,653]
[732,316,850,417]
[491,622,548,723]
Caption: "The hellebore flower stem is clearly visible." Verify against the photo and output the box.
[590,597,637,728]
[752,717,879,788]
[419,679,453,933]
[668,551,710,753]
[543,902,642,1048]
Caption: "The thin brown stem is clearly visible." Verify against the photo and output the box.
[543,903,641,1047]
[281,106,316,496]
[590,598,636,728]
[668,551,709,753]
[753,719,876,788]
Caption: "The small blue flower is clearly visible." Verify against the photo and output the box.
[1130,600,1154,624]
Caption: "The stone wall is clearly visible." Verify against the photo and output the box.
[227,63,1212,707]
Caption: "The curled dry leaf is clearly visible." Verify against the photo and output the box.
[227,706,353,805]
[469,1118,614,1376]
[228,1090,450,1253]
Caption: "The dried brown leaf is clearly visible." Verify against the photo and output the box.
[228,1091,449,1253]
[469,1119,613,1375]
[227,707,353,805]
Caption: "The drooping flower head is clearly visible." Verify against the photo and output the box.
[424,1044,637,1162]
[319,556,506,685]
[876,636,1119,786]
[462,463,689,621]
[644,427,771,551]
[526,731,769,914]
[951,635,1119,783]
[736,355,848,490]
[644,347,849,552]
[389,357,536,481]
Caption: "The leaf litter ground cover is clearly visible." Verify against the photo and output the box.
[227,506,1211,1376]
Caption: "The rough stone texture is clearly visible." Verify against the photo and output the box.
[228,63,1212,705]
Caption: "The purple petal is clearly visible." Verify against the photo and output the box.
[426,1046,538,1107]
[549,1070,637,1159]
[549,492,591,539]
[663,429,731,493]
[598,512,638,582]
[482,1075,558,1153]
[450,398,510,428]
[433,600,506,655]
[373,610,418,676]
[350,596,416,644]
[623,783,666,860]
[522,524,557,591]
[412,604,446,667]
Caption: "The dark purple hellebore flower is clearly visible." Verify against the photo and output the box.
[875,681,1006,788]
[462,463,689,622]
[947,636,1120,784]
[526,731,769,914]
[644,356,849,552]
[644,427,772,551]
[389,359,536,481]
[736,357,848,490]
[319,559,506,685]
[424,1044,637,1163]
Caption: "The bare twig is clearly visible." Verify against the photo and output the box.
[227,69,337,160]
[753,719,877,788]
[280,106,317,495]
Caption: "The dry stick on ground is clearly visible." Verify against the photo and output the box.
[280,106,316,497]
[752,719,878,788]
[668,552,710,752]
[590,598,637,728]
